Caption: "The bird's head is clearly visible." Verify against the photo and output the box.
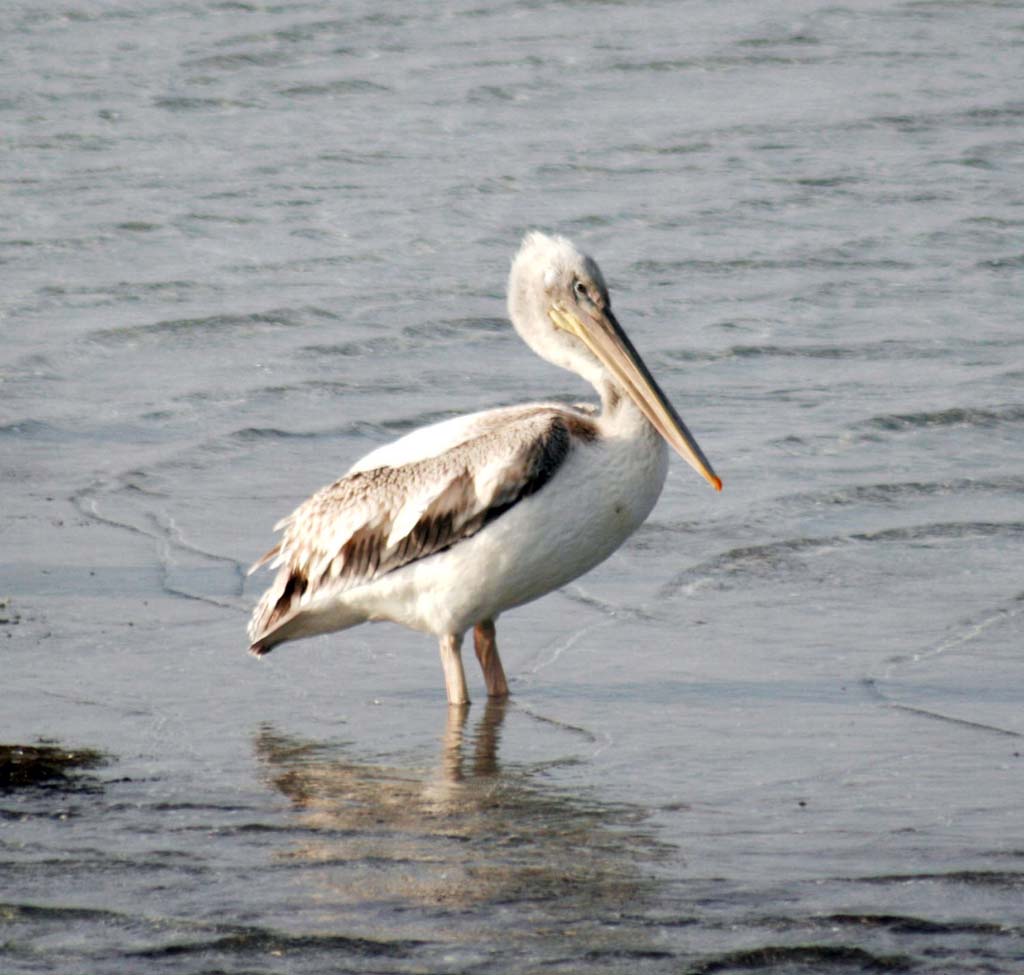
[507,231,721,492]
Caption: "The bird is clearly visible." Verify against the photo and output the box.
[247,231,721,707]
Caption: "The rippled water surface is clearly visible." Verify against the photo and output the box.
[3,1,1023,972]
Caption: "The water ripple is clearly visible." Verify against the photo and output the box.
[857,404,1024,433]
[86,308,321,347]
[664,522,1024,593]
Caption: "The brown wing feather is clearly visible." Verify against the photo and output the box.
[247,408,591,651]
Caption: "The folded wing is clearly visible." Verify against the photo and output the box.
[247,408,592,652]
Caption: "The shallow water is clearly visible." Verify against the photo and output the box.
[2,1,1023,972]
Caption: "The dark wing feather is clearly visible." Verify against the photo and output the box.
[247,408,590,650]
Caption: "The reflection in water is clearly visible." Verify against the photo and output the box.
[252,705,672,953]
[437,697,504,784]
[248,711,1024,974]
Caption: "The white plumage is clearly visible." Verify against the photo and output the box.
[248,232,721,705]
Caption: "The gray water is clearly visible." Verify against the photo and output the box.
[2,1,1023,972]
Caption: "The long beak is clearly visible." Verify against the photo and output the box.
[549,304,722,491]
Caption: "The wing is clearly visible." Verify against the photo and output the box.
[247,407,595,652]
[346,400,590,474]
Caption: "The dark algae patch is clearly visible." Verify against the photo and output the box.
[0,743,107,789]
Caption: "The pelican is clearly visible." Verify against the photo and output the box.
[248,232,721,706]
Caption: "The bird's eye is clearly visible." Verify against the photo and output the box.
[573,279,589,303]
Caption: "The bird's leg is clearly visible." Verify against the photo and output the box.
[439,633,470,707]
[473,619,509,699]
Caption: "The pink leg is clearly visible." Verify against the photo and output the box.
[473,619,509,699]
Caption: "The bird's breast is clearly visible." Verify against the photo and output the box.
[463,420,670,611]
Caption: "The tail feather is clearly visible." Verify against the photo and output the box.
[247,566,301,647]
[247,542,282,576]
[247,565,364,657]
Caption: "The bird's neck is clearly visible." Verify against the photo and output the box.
[596,379,659,441]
